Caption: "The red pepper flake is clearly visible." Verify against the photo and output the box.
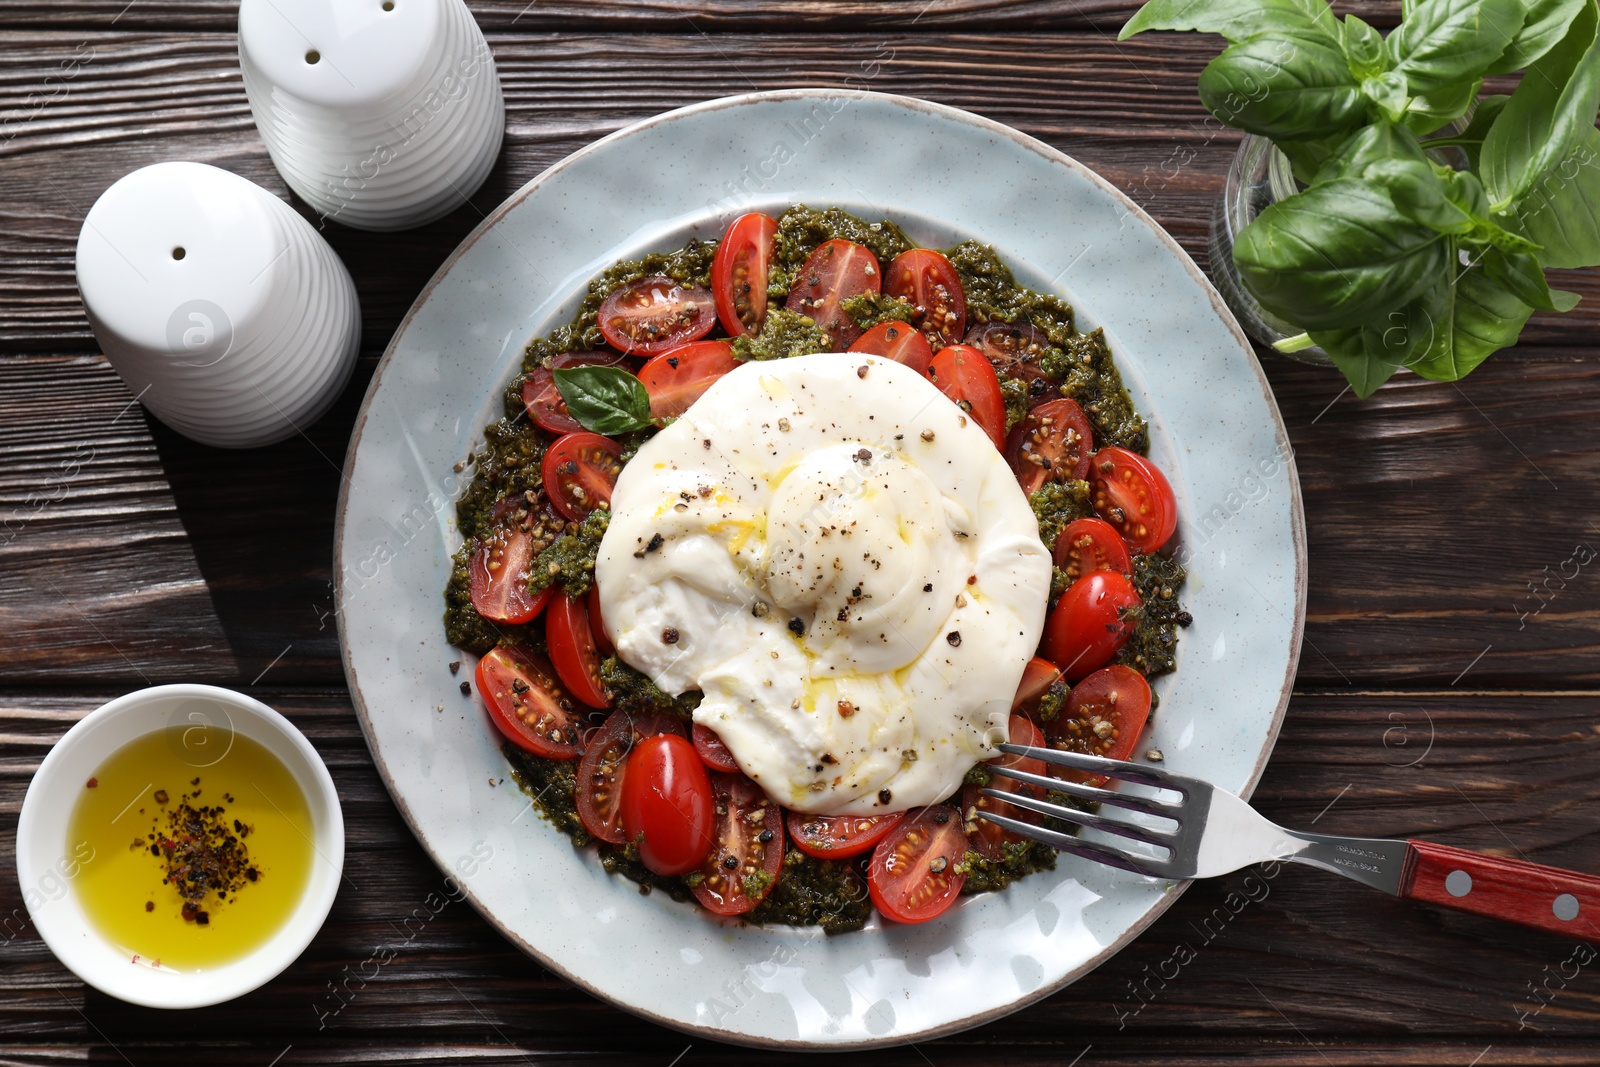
[86,777,98,788]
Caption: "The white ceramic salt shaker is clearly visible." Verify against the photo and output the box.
[238,0,505,232]
[75,162,361,449]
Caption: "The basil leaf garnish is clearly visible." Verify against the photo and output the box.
[552,365,654,436]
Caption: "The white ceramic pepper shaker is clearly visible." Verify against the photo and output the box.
[238,0,505,232]
[75,161,361,449]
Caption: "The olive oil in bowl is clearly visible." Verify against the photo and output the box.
[68,726,315,972]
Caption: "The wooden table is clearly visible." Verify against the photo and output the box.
[4,2,1599,1063]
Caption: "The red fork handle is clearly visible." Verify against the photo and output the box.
[1400,839,1600,937]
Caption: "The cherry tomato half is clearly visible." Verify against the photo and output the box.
[468,519,554,625]
[691,723,740,773]
[848,320,933,375]
[1012,656,1062,717]
[597,275,716,356]
[1052,516,1132,583]
[475,644,586,759]
[639,340,740,419]
[963,714,1048,860]
[868,805,968,924]
[547,590,610,709]
[619,734,715,876]
[1006,398,1094,496]
[926,343,1007,451]
[1042,570,1142,681]
[786,810,906,860]
[542,432,624,521]
[964,321,1055,394]
[711,212,778,336]
[1045,665,1152,787]
[522,351,632,434]
[575,710,684,843]
[692,773,785,915]
[586,583,615,656]
[785,239,881,350]
[1089,446,1178,554]
[885,248,967,348]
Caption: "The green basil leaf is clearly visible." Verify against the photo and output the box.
[1311,270,1451,395]
[1400,77,1483,135]
[1119,0,1337,42]
[1486,0,1591,73]
[1481,247,1581,310]
[1387,0,1526,93]
[1232,178,1452,329]
[1363,159,1478,232]
[1406,261,1535,380]
[1512,124,1600,267]
[1315,330,1407,397]
[1279,136,1342,184]
[1312,121,1428,183]
[1445,94,1511,169]
[1198,32,1367,139]
[1481,0,1600,208]
[552,365,654,435]
[1442,167,1493,218]
[1361,71,1413,122]
[1341,14,1388,76]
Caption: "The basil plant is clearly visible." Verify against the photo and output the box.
[1123,0,1600,395]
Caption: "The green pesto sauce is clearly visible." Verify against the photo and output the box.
[599,656,701,722]
[841,291,918,330]
[529,509,609,597]
[731,307,830,362]
[1113,552,1189,679]
[1028,480,1093,551]
[451,203,1179,926]
[946,242,1147,453]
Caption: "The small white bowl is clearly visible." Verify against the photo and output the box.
[15,685,344,1009]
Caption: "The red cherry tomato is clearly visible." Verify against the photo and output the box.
[586,583,614,656]
[1052,516,1133,582]
[619,734,715,876]
[638,340,740,419]
[964,321,1055,392]
[868,805,968,924]
[597,275,716,356]
[1012,656,1062,719]
[542,432,624,521]
[963,714,1048,860]
[546,590,610,709]
[1089,446,1178,553]
[467,523,552,625]
[926,343,1007,451]
[786,810,906,860]
[475,644,586,759]
[691,723,740,773]
[522,351,632,434]
[884,248,967,348]
[1006,398,1093,495]
[847,320,933,374]
[691,773,785,915]
[784,239,881,350]
[1043,570,1142,681]
[711,212,778,336]
[1044,665,1152,787]
[574,710,684,843]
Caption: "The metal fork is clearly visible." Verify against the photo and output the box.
[980,744,1600,937]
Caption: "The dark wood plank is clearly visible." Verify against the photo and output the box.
[0,0,1405,32]
[2,32,1595,350]
[1,689,1597,1062]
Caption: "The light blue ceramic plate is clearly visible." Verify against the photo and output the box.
[335,90,1306,1049]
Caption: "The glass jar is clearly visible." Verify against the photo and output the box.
[1208,134,1334,367]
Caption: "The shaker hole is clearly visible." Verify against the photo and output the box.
[172,247,186,261]
[382,1,394,9]
[306,49,321,64]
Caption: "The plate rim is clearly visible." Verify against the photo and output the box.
[335,87,1308,1049]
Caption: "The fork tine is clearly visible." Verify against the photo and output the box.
[979,810,1165,879]
[981,787,1176,850]
[987,765,1181,819]
[997,744,1189,792]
